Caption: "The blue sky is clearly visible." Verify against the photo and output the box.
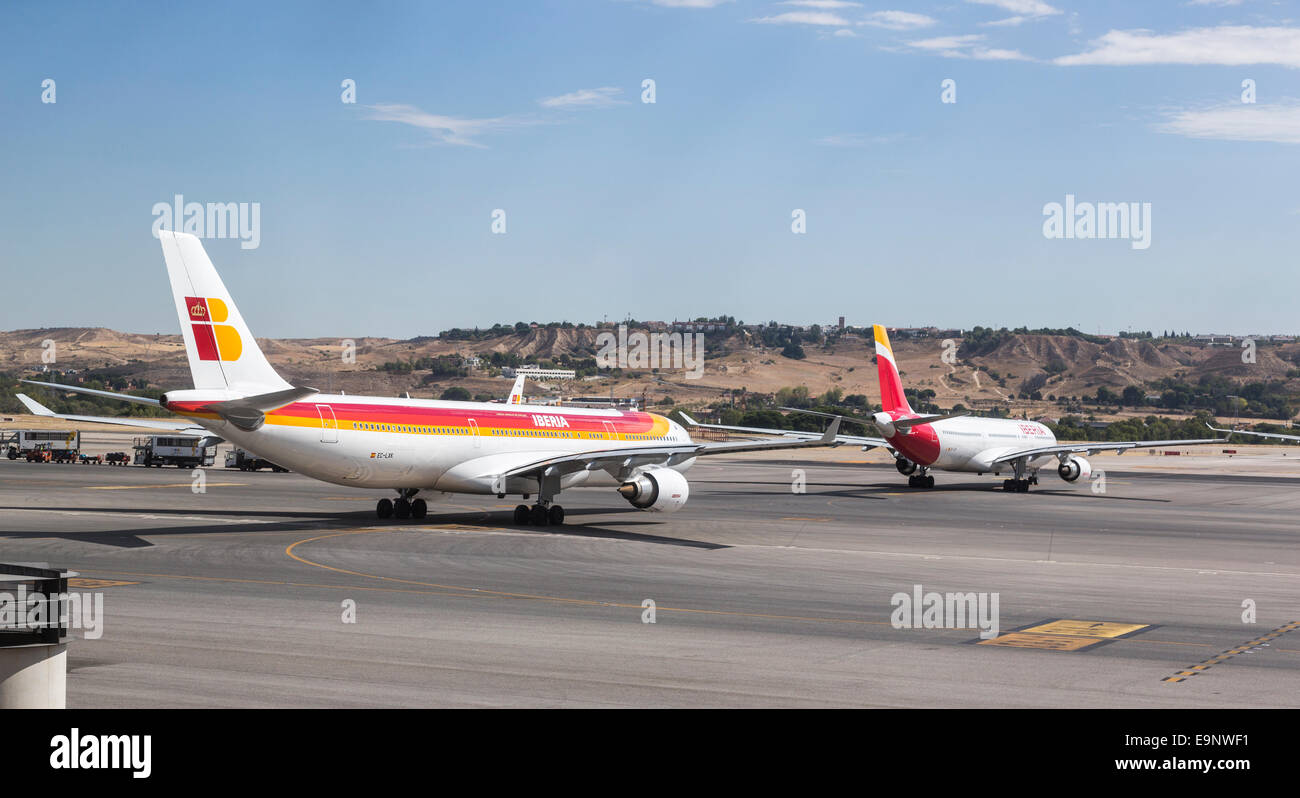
[2,0,1298,338]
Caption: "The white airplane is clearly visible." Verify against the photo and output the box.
[16,231,845,524]
[683,324,1224,492]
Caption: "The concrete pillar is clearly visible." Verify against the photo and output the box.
[0,643,67,709]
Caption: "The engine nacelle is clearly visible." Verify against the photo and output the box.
[895,457,917,476]
[618,468,689,513]
[1057,456,1092,484]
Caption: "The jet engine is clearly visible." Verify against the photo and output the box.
[895,457,918,476]
[618,467,689,513]
[1057,455,1092,483]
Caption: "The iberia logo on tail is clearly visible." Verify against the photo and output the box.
[185,296,242,362]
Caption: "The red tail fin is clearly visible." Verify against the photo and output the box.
[873,325,913,414]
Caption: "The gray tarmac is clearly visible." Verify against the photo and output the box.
[1,446,1298,707]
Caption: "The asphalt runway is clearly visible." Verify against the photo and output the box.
[2,452,1298,707]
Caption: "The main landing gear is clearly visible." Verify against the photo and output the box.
[907,468,935,489]
[514,502,564,526]
[376,489,427,520]
[1001,459,1038,492]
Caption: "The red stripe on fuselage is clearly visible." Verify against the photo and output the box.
[165,400,661,434]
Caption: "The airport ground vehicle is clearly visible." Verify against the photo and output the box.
[26,445,52,463]
[14,231,842,523]
[77,453,103,465]
[4,429,79,461]
[104,452,130,466]
[225,448,288,472]
[133,435,215,468]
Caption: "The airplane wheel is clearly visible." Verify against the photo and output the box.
[924,475,935,488]
[1018,481,1030,493]
[394,499,411,519]
[547,505,565,525]
[513,504,530,525]
[1002,480,1013,491]
[376,498,393,519]
[530,505,549,526]
[411,499,427,519]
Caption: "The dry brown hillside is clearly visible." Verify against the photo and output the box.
[3,327,1298,419]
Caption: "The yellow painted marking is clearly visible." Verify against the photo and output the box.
[67,578,138,589]
[1020,620,1149,639]
[88,483,246,490]
[979,633,1101,651]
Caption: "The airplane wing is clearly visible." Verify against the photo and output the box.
[1207,424,1300,443]
[989,437,1226,465]
[15,393,206,433]
[501,417,845,484]
[678,411,888,450]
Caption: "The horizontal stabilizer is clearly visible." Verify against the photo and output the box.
[202,385,318,431]
[20,380,161,407]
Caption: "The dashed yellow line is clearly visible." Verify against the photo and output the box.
[1162,620,1300,683]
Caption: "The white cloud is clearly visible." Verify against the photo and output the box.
[1056,26,1300,67]
[538,87,626,109]
[967,0,1060,14]
[751,11,852,25]
[651,0,734,7]
[967,0,1060,26]
[1158,101,1300,144]
[364,103,538,148]
[906,33,1031,60]
[832,28,859,37]
[861,11,938,31]
[1186,0,1243,6]
[778,0,862,7]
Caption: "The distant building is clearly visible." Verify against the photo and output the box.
[502,365,575,380]
[560,396,640,410]
[1193,334,1235,347]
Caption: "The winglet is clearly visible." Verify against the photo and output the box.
[820,415,843,443]
[15,393,55,416]
[679,411,700,427]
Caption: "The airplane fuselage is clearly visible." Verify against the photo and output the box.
[884,412,1060,474]
[163,394,695,493]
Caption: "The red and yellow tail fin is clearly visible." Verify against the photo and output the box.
[159,231,291,394]
[873,325,913,414]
